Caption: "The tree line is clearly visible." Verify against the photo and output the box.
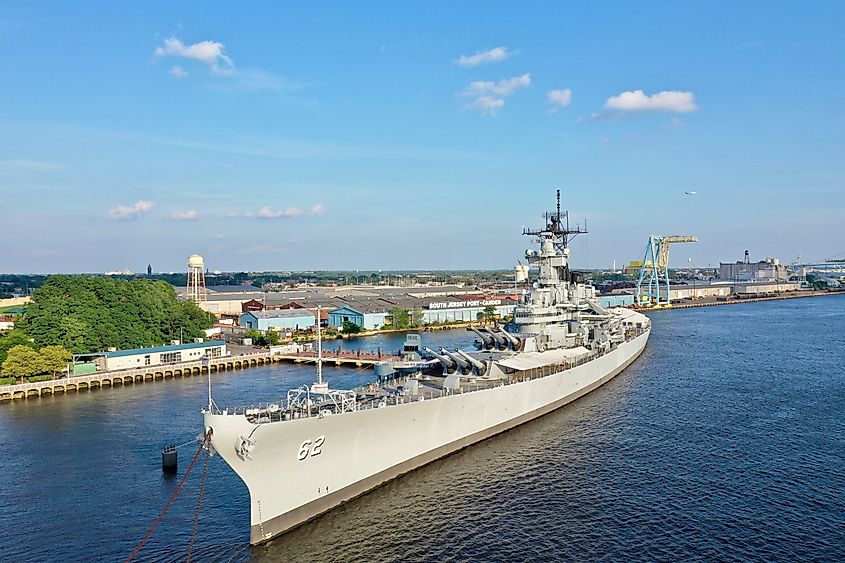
[0,275,215,380]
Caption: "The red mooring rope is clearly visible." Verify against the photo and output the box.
[185,441,211,563]
[125,430,212,563]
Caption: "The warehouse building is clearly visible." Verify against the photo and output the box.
[328,303,391,330]
[421,297,518,324]
[73,340,228,373]
[239,309,316,331]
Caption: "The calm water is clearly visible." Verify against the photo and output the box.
[1,297,843,562]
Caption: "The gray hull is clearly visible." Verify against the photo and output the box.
[204,329,650,544]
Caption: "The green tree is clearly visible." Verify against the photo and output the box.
[264,331,281,346]
[341,320,362,334]
[40,345,72,377]
[2,345,43,378]
[391,308,410,329]
[244,328,263,345]
[483,305,497,322]
[0,329,37,364]
[411,308,425,327]
[21,275,215,353]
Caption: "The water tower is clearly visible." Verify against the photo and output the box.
[187,254,207,303]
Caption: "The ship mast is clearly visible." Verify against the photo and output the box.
[522,189,587,284]
[316,305,323,385]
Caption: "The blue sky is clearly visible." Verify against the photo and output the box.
[1,2,843,273]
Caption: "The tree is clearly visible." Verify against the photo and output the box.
[22,275,216,353]
[2,345,43,378]
[265,331,281,346]
[411,308,425,327]
[40,345,72,377]
[0,329,37,364]
[391,308,410,329]
[244,329,262,345]
[342,320,362,334]
[483,305,497,323]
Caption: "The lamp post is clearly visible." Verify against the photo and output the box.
[688,258,696,300]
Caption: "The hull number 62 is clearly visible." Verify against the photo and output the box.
[297,436,326,461]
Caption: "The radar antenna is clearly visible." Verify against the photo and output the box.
[522,189,587,251]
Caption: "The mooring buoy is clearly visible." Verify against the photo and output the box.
[162,445,178,473]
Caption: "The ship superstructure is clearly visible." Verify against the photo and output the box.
[203,192,651,544]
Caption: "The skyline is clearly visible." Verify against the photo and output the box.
[2,2,844,273]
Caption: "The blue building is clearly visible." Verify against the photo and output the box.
[239,309,316,331]
[328,304,389,330]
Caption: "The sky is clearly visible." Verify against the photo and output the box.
[1,2,844,274]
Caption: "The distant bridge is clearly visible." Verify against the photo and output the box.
[0,350,398,402]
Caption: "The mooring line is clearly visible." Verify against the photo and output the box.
[125,429,212,563]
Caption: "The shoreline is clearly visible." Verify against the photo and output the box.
[634,289,843,312]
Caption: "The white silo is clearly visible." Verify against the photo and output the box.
[187,254,207,303]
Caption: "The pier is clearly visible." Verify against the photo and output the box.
[0,350,398,402]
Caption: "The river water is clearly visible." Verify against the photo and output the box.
[1,296,843,562]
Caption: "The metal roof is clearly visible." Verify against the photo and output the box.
[207,284,262,293]
[242,310,316,320]
[105,340,225,358]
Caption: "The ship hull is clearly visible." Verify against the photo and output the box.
[204,329,649,544]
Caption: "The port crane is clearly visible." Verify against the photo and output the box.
[635,235,698,308]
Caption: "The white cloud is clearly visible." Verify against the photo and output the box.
[461,73,531,115]
[235,203,327,219]
[457,46,509,67]
[464,96,505,115]
[154,37,234,75]
[168,209,198,220]
[604,90,697,113]
[106,200,155,220]
[168,65,188,78]
[547,88,572,108]
[244,206,303,219]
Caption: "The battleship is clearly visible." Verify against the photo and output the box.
[202,192,651,544]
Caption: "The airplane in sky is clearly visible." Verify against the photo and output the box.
[685,191,697,195]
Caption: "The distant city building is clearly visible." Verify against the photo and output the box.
[719,252,788,282]
[147,264,152,276]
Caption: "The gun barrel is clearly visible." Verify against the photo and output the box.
[485,327,508,348]
[456,349,487,376]
[441,348,470,371]
[498,327,521,347]
[469,327,494,347]
[423,347,455,370]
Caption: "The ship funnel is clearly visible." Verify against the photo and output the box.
[469,327,495,349]
[456,349,487,376]
[423,347,455,371]
[441,348,472,374]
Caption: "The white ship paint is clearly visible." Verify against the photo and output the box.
[203,191,651,544]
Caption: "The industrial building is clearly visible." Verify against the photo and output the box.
[73,340,227,373]
[328,303,391,330]
[239,309,316,332]
[719,251,788,282]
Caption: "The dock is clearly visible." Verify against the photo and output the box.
[0,350,398,402]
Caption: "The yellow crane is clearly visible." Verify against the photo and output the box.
[635,235,698,307]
